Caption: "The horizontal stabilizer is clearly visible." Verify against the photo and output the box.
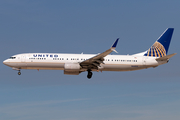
[156,53,177,61]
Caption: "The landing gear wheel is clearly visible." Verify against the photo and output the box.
[18,71,21,75]
[87,71,93,79]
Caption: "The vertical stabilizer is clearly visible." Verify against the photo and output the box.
[144,28,174,57]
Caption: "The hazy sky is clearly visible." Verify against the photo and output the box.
[0,1,180,120]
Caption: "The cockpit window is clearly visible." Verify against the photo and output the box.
[9,57,16,59]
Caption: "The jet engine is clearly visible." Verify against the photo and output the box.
[64,63,81,75]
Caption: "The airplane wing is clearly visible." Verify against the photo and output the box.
[80,38,119,70]
[156,53,177,61]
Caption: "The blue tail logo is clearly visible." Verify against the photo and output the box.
[144,28,174,57]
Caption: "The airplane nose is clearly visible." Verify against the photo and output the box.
[3,59,9,65]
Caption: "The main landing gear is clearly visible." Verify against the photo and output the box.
[87,69,93,79]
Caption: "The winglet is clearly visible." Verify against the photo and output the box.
[111,38,119,48]
[111,38,119,53]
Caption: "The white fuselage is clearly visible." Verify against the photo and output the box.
[3,53,166,72]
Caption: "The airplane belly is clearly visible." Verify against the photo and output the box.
[21,62,64,70]
[102,64,146,71]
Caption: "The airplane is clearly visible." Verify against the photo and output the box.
[3,28,176,79]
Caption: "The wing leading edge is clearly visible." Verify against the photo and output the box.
[80,38,119,70]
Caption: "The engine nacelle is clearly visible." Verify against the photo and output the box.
[64,63,80,71]
[64,63,81,75]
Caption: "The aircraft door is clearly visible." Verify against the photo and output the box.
[142,57,147,65]
[21,55,26,62]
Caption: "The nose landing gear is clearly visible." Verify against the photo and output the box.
[87,69,93,79]
[12,68,21,75]
[18,71,21,75]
